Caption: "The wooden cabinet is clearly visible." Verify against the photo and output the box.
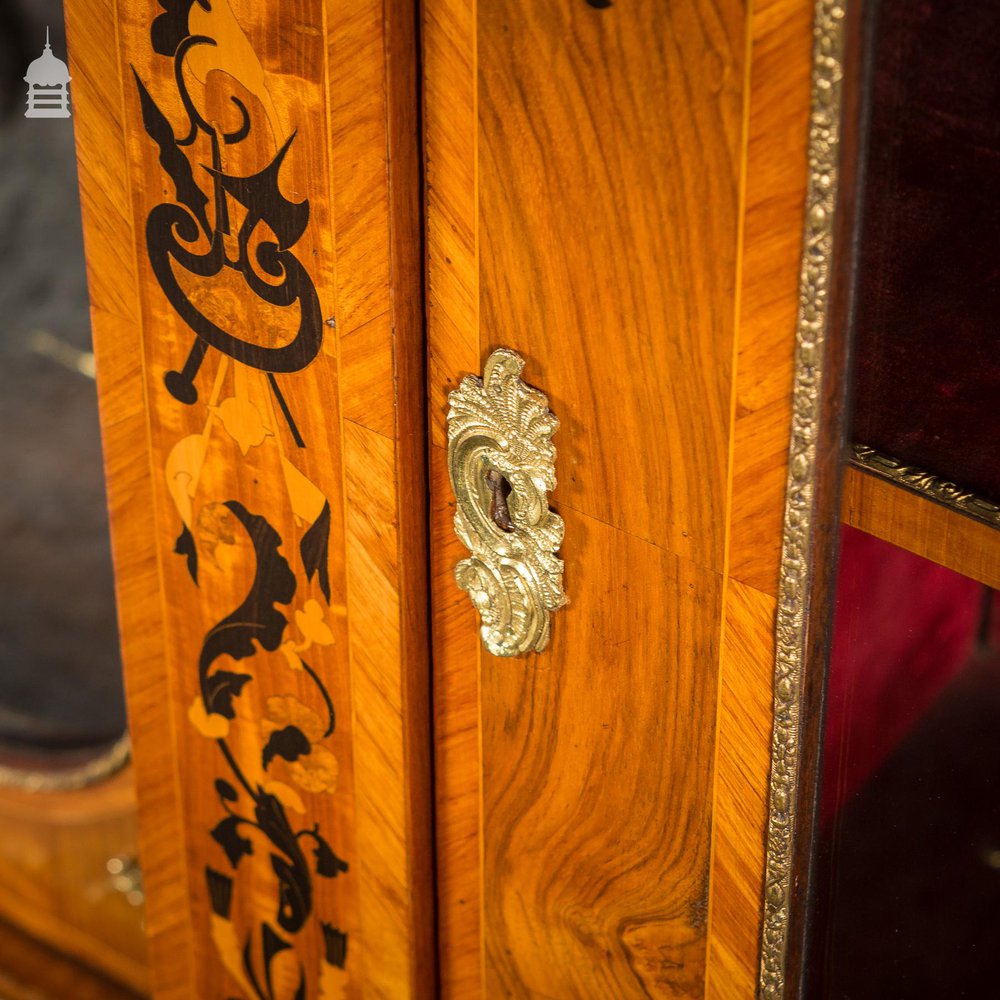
[60,0,849,997]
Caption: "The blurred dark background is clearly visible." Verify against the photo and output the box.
[0,0,126,760]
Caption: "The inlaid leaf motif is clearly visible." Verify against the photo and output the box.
[270,853,311,935]
[319,924,349,1000]
[322,924,348,968]
[215,778,239,802]
[300,501,332,601]
[281,457,327,526]
[174,524,199,583]
[195,501,238,570]
[211,815,254,868]
[262,726,311,770]
[150,0,203,58]
[254,791,312,934]
[319,962,349,1000]
[210,912,256,1000]
[205,868,234,918]
[261,922,306,1000]
[198,502,295,714]
[132,70,209,230]
[310,833,348,879]
[204,669,253,720]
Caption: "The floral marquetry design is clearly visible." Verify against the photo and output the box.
[131,1,352,996]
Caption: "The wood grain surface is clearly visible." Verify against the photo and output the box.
[704,0,814,996]
[66,0,195,992]
[68,1,432,996]
[425,0,749,995]
[423,0,483,993]
[842,467,1000,592]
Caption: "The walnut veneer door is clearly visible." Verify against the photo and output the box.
[425,1,745,996]
[423,0,821,995]
[67,1,432,997]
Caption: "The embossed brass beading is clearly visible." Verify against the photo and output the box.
[760,2,848,996]
[447,349,566,656]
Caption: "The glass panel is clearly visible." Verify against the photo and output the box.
[809,525,1000,996]
[0,4,126,773]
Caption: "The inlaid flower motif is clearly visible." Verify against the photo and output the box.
[289,746,339,795]
[278,598,337,671]
[295,598,335,646]
[195,501,238,568]
[260,694,338,797]
[262,694,325,743]
[189,696,230,738]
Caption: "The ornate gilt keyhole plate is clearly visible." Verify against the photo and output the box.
[446,349,567,656]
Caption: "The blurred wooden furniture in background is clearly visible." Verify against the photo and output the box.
[0,916,141,1000]
[0,770,146,995]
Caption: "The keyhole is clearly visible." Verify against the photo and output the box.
[485,468,515,533]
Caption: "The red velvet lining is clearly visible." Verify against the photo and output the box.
[851,0,1000,503]
[821,526,981,824]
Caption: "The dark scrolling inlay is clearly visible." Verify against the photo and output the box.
[133,2,349,996]
[134,2,322,445]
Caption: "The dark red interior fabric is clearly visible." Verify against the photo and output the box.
[821,525,982,824]
[850,0,1000,503]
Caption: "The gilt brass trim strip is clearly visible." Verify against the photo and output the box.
[851,444,1000,528]
[0,732,130,792]
[759,2,847,996]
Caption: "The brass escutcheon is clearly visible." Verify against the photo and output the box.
[446,348,567,656]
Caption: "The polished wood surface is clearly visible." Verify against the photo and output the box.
[0,916,142,1000]
[425,0,749,994]
[0,770,147,994]
[68,1,431,996]
[842,466,1000,592]
[66,0,194,991]
[423,0,485,993]
[705,1,815,995]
